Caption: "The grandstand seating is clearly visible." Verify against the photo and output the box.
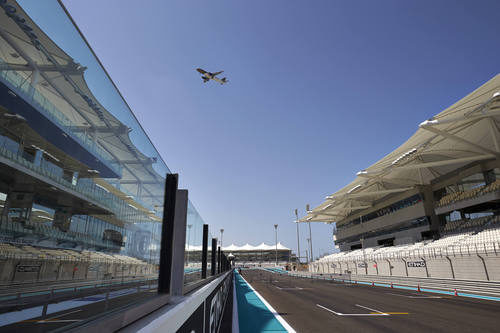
[0,242,148,265]
[437,179,500,207]
[316,216,500,265]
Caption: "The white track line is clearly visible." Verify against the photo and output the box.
[239,273,296,332]
[275,286,304,290]
[44,309,82,320]
[316,304,389,316]
[355,304,388,315]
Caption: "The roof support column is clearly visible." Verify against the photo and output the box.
[419,185,440,239]
[488,118,500,152]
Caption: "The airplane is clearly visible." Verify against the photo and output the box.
[196,68,228,85]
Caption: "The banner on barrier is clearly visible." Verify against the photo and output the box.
[407,261,426,268]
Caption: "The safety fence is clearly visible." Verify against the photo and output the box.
[273,270,500,299]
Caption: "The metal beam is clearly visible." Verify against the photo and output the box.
[119,180,159,185]
[0,62,86,74]
[328,187,413,199]
[71,125,130,135]
[395,154,495,170]
[420,123,500,158]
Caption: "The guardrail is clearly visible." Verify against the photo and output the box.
[281,271,500,298]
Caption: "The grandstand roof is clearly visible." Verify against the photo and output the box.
[301,74,500,224]
[0,2,168,215]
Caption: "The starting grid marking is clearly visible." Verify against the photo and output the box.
[316,304,409,317]
[274,286,305,290]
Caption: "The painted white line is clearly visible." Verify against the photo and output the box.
[238,274,296,333]
[44,309,82,321]
[316,304,389,317]
[355,304,388,315]
[316,304,342,315]
[275,286,304,290]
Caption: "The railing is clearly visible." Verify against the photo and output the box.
[281,271,500,298]
[0,59,122,177]
[0,142,151,224]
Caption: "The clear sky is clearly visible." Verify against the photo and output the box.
[61,0,500,259]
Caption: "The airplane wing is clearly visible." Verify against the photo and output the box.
[196,68,207,74]
[213,77,228,85]
[212,71,224,76]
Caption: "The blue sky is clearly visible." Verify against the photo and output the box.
[61,0,500,259]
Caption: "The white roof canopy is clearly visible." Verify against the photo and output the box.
[220,243,291,251]
[301,74,500,224]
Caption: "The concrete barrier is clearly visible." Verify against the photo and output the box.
[312,253,500,282]
[376,260,391,276]
[451,257,488,281]
[406,258,428,278]
[389,259,407,277]
[484,256,500,281]
[367,261,377,275]
[0,259,15,282]
[426,258,454,279]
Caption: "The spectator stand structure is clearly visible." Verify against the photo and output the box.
[300,74,500,282]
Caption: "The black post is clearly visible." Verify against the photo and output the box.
[201,224,208,279]
[217,246,221,274]
[158,174,178,294]
[211,238,216,276]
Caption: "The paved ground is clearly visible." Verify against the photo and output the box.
[240,269,500,333]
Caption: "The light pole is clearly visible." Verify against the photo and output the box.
[274,224,278,266]
[220,229,224,248]
[187,224,192,266]
[294,209,301,264]
[306,204,313,262]
[306,238,311,263]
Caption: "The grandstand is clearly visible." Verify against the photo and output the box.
[301,74,500,282]
[185,242,293,266]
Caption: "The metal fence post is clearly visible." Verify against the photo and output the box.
[201,224,208,279]
[211,238,216,276]
[158,173,178,294]
[217,246,221,274]
[170,189,188,296]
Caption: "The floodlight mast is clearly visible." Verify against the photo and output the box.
[306,204,313,262]
[274,224,278,266]
[294,209,301,265]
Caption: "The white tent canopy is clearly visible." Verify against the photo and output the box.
[219,243,291,252]
[301,74,500,225]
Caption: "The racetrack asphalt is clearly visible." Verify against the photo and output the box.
[240,269,500,333]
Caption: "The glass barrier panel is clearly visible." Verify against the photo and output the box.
[0,1,206,330]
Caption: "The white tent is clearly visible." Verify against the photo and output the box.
[276,242,290,250]
[254,243,275,251]
[222,244,240,251]
[185,245,203,252]
[238,243,258,251]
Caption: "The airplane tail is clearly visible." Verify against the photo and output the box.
[221,77,228,84]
